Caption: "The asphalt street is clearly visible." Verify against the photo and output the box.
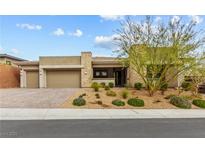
[0,118,205,138]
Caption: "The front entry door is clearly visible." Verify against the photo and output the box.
[114,68,127,87]
[115,71,122,87]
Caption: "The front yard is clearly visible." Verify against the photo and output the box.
[61,88,205,109]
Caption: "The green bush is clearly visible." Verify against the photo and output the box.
[91,82,100,92]
[160,82,168,94]
[73,97,86,106]
[108,82,114,88]
[100,82,106,88]
[112,99,125,106]
[127,98,144,107]
[121,90,129,99]
[181,95,194,101]
[79,93,86,98]
[181,81,192,91]
[170,96,191,109]
[104,85,110,91]
[106,90,117,97]
[164,94,175,99]
[134,82,143,90]
[95,93,100,99]
[192,99,205,108]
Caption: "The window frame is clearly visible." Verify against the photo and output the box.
[93,70,109,78]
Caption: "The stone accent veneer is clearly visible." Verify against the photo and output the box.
[128,67,144,87]
[81,52,92,87]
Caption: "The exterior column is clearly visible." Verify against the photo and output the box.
[81,52,92,87]
[20,68,26,88]
[39,67,46,88]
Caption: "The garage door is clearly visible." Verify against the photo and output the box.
[46,70,81,88]
[26,71,39,88]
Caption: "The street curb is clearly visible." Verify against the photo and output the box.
[0,108,205,120]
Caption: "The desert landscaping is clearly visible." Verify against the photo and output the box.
[61,85,205,109]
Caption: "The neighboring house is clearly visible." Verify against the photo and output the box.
[0,54,26,66]
[17,52,179,88]
[0,54,26,88]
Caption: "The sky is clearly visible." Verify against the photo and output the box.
[0,15,204,60]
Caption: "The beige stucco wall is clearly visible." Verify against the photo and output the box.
[127,65,179,88]
[40,56,81,65]
[166,66,179,87]
[81,52,92,87]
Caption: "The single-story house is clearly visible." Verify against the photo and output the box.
[17,52,180,88]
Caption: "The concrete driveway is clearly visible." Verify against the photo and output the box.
[0,88,79,108]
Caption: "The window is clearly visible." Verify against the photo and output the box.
[93,70,108,78]
[6,60,11,65]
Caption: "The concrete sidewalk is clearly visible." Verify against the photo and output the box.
[0,108,205,120]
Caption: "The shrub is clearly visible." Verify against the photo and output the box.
[104,85,110,91]
[127,98,144,107]
[73,97,86,106]
[108,82,114,88]
[79,93,86,98]
[106,90,117,97]
[95,93,100,99]
[112,99,125,106]
[170,96,191,109]
[134,82,143,90]
[100,82,106,88]
[121,90,129,99]
[181,95,194,101]
[160,82,168,95]
[91,82,100,92]
[192,99,205,108]
[164,94,175,99]
[181,81,192,91]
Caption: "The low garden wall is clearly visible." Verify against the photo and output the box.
[0,64,20,88]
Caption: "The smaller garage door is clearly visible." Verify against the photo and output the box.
[46,70,81,88]
[26,71,39,88]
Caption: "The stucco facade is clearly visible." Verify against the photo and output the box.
[17,51,180,88]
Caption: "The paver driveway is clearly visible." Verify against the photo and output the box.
[0,88,78,108]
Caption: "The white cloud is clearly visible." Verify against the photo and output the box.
[190,15,203,24]
[11,48,19,54]
[171,16,180,25]
[16,23,42,30]
[69,29,83,37]
[100,15,125,21]
[52,28,65,36]
[94,34,119,50]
